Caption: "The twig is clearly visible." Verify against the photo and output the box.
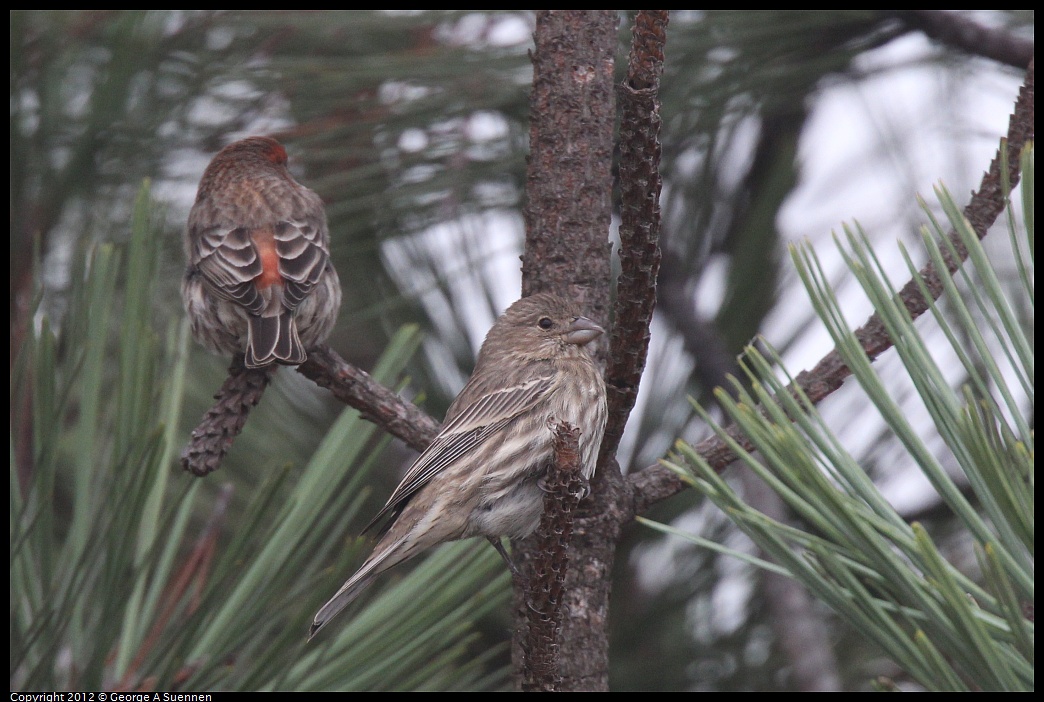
[183,342,441,476]
[897,10,1034,70]
[296,343,440,452]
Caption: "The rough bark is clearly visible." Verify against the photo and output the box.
[514,10,619,691]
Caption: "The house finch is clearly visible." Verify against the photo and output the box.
[183,136,341,368]
[309,292,608,638]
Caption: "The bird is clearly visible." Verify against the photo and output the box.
[182,136,341,369]
[309,292,608,639]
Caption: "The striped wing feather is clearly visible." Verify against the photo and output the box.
[365,372,555,533]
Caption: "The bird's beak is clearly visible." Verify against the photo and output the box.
[564,316,604,346]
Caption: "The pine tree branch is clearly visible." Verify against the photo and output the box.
[601,9,668,465]
[628,59,1035,515]
[181,356,274,476]
[296,343,441,452]
[896,10,1034,69]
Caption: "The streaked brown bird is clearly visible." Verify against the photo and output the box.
[310,292,608,639]
[183,136,341,368]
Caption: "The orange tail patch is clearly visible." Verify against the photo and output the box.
[252,228,282,289]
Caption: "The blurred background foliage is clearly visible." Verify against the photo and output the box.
[10,10,1033,690]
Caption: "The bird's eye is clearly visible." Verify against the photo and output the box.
[538,317,554,330]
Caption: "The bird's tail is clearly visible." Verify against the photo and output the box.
[308,569,380,640]
[245,311,305,368]
[309,533,421,639]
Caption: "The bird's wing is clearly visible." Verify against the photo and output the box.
[192,225,267,315]
[191,210,327,314]
[274,216,328,310]
[365,370,556,533]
